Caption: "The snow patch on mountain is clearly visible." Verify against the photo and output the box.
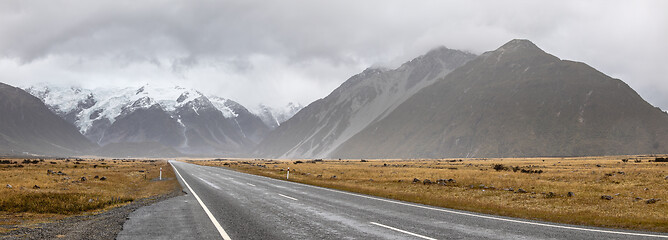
[209,97,239,118]
[251,103,304,129]
[26,84,94,115]
[75,85,207,134]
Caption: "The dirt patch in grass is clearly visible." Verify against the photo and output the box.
[189,155,668,232]
[0,158,178,232]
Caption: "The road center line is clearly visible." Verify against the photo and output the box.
[246,183,256,187]
[171,162,232,240]
[278,193,298,201]
[218,166,668,239]
[197,176,222,190]
[370,222,436,240]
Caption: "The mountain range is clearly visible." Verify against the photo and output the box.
[22,85,301,157]
[1,39,666,158]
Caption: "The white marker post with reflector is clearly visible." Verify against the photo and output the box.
[160,167,162,180]
[287,167,290,180]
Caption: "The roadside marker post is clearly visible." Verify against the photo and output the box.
[287,167,290,180]
[160,167,162,180]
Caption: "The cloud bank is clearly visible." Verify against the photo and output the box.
[0,0,666,110]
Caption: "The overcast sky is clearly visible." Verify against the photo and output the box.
[0,0,666,110]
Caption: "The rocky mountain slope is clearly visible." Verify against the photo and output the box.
[256,47,477,158]
[0,82,96,156]
[332,39,668,158]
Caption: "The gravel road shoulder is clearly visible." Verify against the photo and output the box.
[0,188,183,240]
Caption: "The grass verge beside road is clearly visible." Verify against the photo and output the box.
[190,155,668,232]
[0,158,178,233]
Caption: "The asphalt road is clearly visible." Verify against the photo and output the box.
[118,161,668,240]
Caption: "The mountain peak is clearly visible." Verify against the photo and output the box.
[424,46,460,56]
[362,67,389,74]
[480,39,557,64]
[425,45,450,54]
[497,39,543,53]
[330,39,668,159]
[401,46,476,71]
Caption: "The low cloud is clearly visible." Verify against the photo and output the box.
[0,0,666,109]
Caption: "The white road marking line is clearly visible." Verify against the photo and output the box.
[213,166,668,239]
[246,183,256,187]
[319,186,668,239]
[278,193,298,201]
[197,176,222,190]
[370,222,437,240]
[171,162,232,240]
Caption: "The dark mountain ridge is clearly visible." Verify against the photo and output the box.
[0,82,96,156]
[332,39,668,158]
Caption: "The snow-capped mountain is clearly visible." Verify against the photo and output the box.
[253,103,304,129]
[256,46,477,158]
[26,84,270,156]
[211,97,273,144]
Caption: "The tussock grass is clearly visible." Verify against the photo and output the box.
[191,155,668,232]
[0,192,132,214]
[0,158,178,230]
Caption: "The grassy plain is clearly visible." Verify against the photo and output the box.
[0,158,178,232]
[191,155,668,232]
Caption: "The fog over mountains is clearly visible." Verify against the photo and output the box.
[1,39,667,158]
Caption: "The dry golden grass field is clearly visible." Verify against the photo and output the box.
[190,155,668,232]
[0,158,178,233]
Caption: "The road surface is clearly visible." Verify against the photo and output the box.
[118,161,668,240]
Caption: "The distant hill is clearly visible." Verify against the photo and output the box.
[332,39,668,158]
[0,82,96,156]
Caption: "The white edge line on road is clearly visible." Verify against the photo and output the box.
[278,193,298,201]
[323,184,668,239]
[246,183,256,187]
[370,222,437,240]
[200,164,668,239]
[171,162,232,240]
